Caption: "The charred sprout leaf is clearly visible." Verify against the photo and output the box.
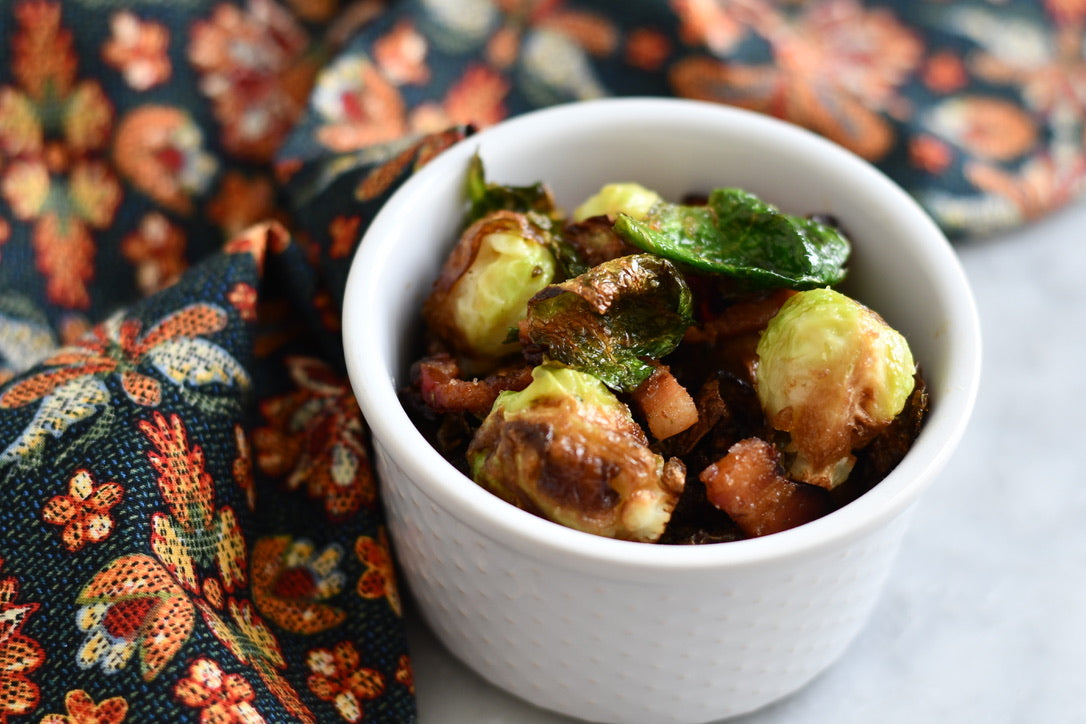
[423,211,557,366]
[573,182,662,222]
[613,188,850,289]
[754,288,916,489]
[524,254,693,392]
[467,362,685,542]
[465,153,560,226]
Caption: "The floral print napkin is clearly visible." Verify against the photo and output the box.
[0,1,1080,722]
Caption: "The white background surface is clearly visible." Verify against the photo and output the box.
[403,197,1086,724]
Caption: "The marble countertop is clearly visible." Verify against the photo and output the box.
[404,197,1086,724]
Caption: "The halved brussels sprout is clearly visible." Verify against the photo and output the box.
[423,211,557,367]
[573,182,662,222]
[754,287,916,488]
[467,362,686,542]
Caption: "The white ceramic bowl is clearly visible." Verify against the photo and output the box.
[343,98,981,724]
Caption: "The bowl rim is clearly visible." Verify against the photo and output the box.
[343,97,982,575]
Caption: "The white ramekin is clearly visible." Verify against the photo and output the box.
[343,98,981,724]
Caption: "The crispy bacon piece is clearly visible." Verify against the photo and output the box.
[412,353,533,417]
[562,216,640,267]
[629,362,698,441]
[699,437,831,537]
[685,287,796,344]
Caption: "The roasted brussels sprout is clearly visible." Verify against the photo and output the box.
[573,182,662,222]
[423,211,557,367]
[754,288,916,489]
[467,362,686,542]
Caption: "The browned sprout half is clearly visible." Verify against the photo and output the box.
[754,288,916,489]
[423,210,557,371]
[467,362,685,542]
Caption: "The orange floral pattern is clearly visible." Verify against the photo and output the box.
[174,658,265,724]
[120,213,188,296]
[42,469,124,552]
[0,303,247,463]
[354,529,401,617]
[671,0,923,160]
[0,562,45,722]
[394,654,414,695]
[39,689,128,724]
[252,536,347,634]
[254,356,377,521]
[102,12,171,91]
[305,641,385,723]
[75,554,195,681]
[0,0,120,310]
[112,106,217,216]
[140,411,248,594]
[188,0,316,162]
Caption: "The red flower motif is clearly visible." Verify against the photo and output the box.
[112,106,217,216]
[42,469,124,552]
[251,536,346,634]
[75,555,195,681]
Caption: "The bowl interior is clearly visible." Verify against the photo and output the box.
[342,97,981,572]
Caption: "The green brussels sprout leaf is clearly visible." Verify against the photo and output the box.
[524,254,693,392]
[465,153,560,225]
[613,188,850,289]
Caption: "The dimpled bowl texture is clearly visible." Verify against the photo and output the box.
[342,98,981,724]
